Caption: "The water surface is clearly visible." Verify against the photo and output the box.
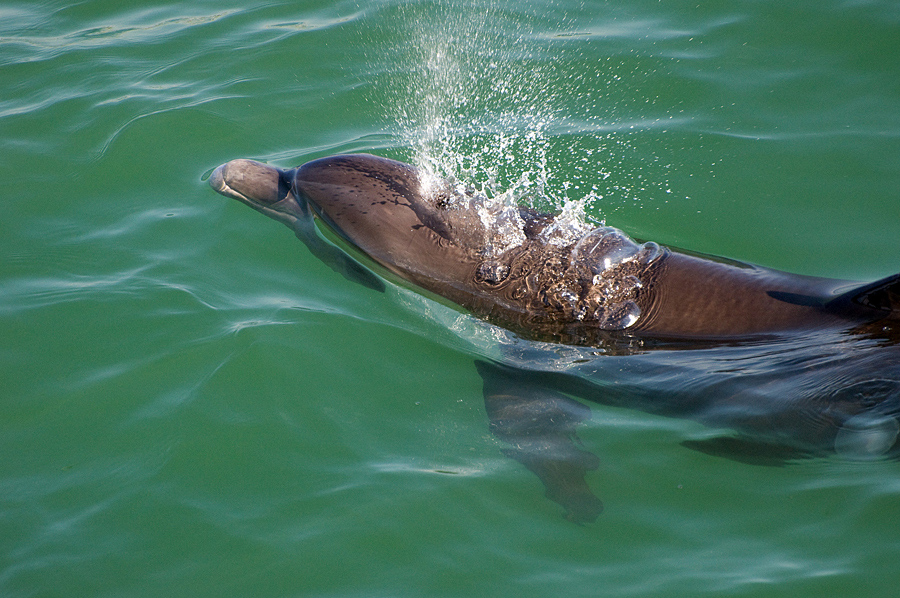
[2,1,899,596]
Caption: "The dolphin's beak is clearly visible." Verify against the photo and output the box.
[209,159,289,206]
[208,163,229,195]
[209,159,306,229]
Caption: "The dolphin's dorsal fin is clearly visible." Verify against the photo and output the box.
[766,272,900,314]
[846,272,900,313]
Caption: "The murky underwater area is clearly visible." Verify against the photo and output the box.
[2,1,899,596]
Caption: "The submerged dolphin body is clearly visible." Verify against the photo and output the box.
[210,153,900,522]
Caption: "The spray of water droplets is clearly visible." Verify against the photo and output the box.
[367,0,675,250]
[393,4,562,194]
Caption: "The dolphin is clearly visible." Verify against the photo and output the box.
[210,153,900,522]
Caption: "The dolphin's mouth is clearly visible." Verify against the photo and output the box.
[209,163,242,202]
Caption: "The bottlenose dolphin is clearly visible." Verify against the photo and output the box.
[210,153,900,522]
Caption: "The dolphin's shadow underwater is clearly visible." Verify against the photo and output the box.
[209,153,900,522]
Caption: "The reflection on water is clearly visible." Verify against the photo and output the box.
[467,312,900,522]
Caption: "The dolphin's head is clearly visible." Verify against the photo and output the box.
[290,154,489,285]
[209,154,497,291]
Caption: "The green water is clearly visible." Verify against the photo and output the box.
[2,1,899,596]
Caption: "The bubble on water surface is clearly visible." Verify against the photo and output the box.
[835,413,900,460]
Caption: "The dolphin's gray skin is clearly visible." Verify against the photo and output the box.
[210,153,900,522]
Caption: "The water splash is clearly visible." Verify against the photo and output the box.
[387,1,577,206]
[372,0,674,245]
